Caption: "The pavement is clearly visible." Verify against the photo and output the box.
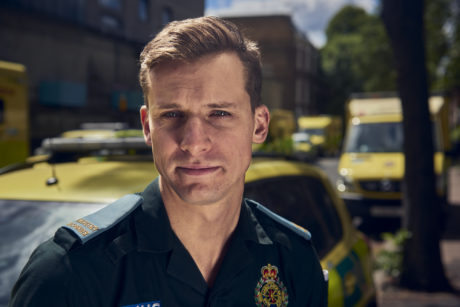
[372,165,460,306]
[373,239,460,306]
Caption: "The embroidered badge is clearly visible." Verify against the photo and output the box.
[121,301,160,307]
[254,263,288,306]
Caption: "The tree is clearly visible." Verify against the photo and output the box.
[441,1,460,92]
[320,2,460,115]
[320,5,397,115]
[381,0,451,291]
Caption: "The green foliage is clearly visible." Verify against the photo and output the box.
[452,125,460,140]
[320,5,397,114]
[320,1,460,114]
[325,5,368,39]
[257,136,294,155]
[439,1,460,91]
[425,0,450,90]
[356,16,397,92]
[375,229,412,279]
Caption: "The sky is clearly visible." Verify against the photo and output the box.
[205,0,379,48]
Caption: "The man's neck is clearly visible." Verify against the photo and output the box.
[160,183,243,286]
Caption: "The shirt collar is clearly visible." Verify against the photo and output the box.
[135,177,175,253]
[134,179,274,253]
[236,199,273,245]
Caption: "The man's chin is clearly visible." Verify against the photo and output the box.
[176,184,223,206]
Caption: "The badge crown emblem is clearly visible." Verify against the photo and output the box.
[261,264,278,280]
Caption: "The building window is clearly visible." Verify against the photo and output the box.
[138,0,148,21]
[296,45,303,70]
[98,0,121,10]
[304,47,311,72]
[101,14,121,29]
[295,79,302,103]
[39,81,87,107]
[162,6,174,25]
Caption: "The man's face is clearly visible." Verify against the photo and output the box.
[140,52,269,206]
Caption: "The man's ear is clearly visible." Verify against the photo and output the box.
[253,105,270,144]
[140,105,152,146]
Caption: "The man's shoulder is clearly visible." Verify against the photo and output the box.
[8,238,73,306]
[244,198,312,243]
[41,193,145,257]
[62,194,143,246]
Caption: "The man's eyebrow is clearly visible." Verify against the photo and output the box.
[154,103,181,110]
[153,101,237,110]
[206,102,237,109]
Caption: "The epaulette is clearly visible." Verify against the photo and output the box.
[63,194,143,244]
[246,198,312,241]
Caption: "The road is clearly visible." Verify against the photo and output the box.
[313,157,340,187]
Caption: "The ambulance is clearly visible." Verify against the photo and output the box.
[0,60,29,168]
[337,94,450,221]
[296,115,342,157]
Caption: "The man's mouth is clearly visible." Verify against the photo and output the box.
[176,166,220,176]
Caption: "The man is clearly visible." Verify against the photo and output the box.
[9,17,327,306]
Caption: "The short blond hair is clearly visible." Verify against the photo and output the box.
[139,16,262,111]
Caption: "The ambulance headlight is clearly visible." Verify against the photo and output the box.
[336,175,355,193]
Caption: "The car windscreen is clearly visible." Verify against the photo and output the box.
[345,121,442,153]
[244,175,343,258]
[0,200,107,306]
[345,122,403,153]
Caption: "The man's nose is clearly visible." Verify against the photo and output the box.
[179,117,211,155]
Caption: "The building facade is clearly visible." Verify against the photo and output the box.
[0,0,204,150]
[224,15,320,118]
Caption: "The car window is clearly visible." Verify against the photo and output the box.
[244,175,343,257]
[0,200,107,305]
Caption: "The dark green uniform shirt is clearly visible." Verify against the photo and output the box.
[9,179,327,306]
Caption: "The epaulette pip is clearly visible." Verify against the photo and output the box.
[63,194,143,244]
[246,198,312,241]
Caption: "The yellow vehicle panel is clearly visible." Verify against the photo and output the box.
[310,135,325,146]
[298,116,332,129]
[0,61,29,168]
[352,114,402,124]
[246,158,321,182]
[294,142,314,152]
[0,159,157,203]
[339,152,446,198]
[60,129,144,139]
[339,152,405,180]
[316,167,375,306]
[61,130,117,139]
[348,96,444,118]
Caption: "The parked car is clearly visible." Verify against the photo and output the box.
[0,130,376,306]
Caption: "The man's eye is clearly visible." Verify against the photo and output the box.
[162,111,183,118]
[211,110,231,117]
